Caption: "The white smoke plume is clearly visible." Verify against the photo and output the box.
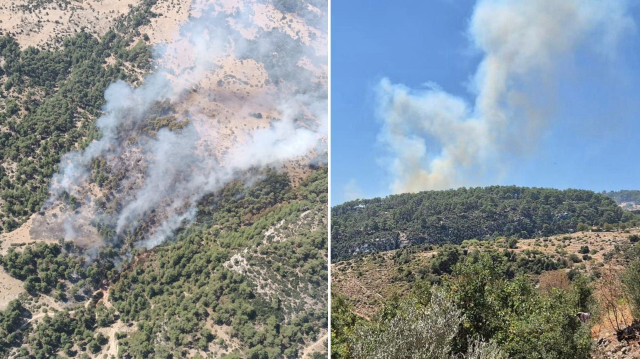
[44,0,327,251]
[377,0,634,194]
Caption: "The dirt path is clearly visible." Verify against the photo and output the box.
[98,320,136,358]
[301,330,327,358]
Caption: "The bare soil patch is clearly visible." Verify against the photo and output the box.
[0,0,139,49]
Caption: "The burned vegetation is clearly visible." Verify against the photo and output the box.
[0,0,328,358]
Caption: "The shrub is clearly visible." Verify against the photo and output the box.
[350,289,462,359]
[623,260,640,319]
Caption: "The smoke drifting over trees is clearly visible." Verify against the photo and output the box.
[46,0,328,252]
[376,0,634,194]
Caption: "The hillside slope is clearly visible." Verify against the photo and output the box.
[332,186,637,261]
[332,187,640,359]
[0,0,328,357]
[604,190,640,211]
[0,167,327,358]
[332,221,640,359]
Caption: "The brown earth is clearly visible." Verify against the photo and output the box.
[301,330,328,358]
[0,268,24,310]
[332,228,640,319]
[0,0,139,49]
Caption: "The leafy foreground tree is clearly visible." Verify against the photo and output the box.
[334,253,592,359]
[349,289,506,359]
[331,295,359,359]
[623,258,640,319]
[448,254,591,359]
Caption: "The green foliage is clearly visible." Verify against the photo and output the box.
[429,245,460,275]
[448,254,591,358]
[577,223,590,231]
[0,300,30,354]
[5,167,326,358]
[331,295,359,359]
[386,243,566,288]
[0,2,328,357]
[623,259,640,319]
[0,242,86,295]
[109,167,327,358]
[569,254,582,263]
[349,289,464,359]
[344,287,507,359]
[332,186,631,261]
[333,252,592,359]
[22,304,108,358]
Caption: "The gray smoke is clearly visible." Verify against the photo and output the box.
[47,0,327,251]
[377,0,633,194]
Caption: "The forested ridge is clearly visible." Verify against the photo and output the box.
[332,186,637,261]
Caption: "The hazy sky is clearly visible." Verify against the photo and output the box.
[332,0,640,205]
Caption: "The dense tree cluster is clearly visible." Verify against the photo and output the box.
[0,167,327,358]
[0,1,328,357]
[110,167,327,358]
[0,242,86,296]
[420,244,565,282]
[10,302,115,359]
[332,186,636,261]
[0,300,30,355]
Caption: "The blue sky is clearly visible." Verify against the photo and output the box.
[331,0,640,205]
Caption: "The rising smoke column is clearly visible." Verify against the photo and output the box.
[377,0,634,194]
[47,0,328,250]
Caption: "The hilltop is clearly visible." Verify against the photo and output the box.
[331,186,637,262]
